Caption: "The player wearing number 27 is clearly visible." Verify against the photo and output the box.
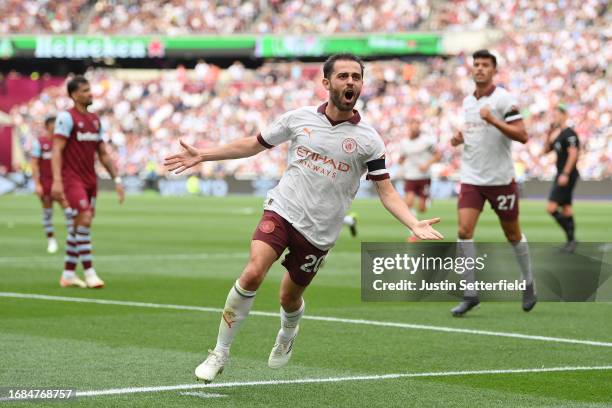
[450,50,536,317]
[164,53,443,383]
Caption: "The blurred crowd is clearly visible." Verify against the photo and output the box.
[11,29,611,181]
[2,0,609,34]
[85,0,430,34]
[0,0,89,34]
[427,0,610,31]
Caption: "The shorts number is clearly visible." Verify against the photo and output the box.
[300,254,326,273]
[497,194,516,210]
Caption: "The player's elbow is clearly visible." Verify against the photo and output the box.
[517,130,528,144]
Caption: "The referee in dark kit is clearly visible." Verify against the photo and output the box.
[544,104,580,252]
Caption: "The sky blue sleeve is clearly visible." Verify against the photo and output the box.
[31,139,41,158]
[54,111,73,138]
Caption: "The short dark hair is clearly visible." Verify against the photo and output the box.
[44,116,56,127]
[67,75,89,97]
[323,53,365,79]
[472,49,497,68]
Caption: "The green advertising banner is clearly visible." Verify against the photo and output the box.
[0,35,255,59]
[255,34,442,57]
[0,34,442,59]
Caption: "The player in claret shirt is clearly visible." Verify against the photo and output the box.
[31,116,74,253]
[51,76,124,289]
[165,53,444,383]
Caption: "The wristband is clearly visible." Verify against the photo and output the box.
[114,176,123,184]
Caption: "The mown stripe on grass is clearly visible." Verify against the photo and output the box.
[2,292,612,348]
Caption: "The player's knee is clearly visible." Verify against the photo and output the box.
[458,225,473,240]
[240,261,267,290]
[545,203,558,214]
[76,212,93,227]
[561,206,573,217]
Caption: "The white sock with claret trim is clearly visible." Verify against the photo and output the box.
[213,280,256,355]
[277,299,305,343]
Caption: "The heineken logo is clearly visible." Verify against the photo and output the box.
[34,36,164,59]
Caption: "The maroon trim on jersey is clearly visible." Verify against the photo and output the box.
[256,133,274,149]
[473,84,496,99]
[317,102,361,125]
[366,173,390,181]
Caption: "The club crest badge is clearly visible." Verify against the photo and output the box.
[259,220,275,234]
[342,138,357,154]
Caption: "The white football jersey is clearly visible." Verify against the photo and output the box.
[460,86,522,186]
[399,135,437,180]
[259,103,388,250]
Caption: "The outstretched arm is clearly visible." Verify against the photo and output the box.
[374,178,443,240]
[164,136,266,174]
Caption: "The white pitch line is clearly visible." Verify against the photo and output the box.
[0,251,357,263]
[2,292,612,348]
[179,391,226,399]
[76,365,612,398]
[0,253,249,263]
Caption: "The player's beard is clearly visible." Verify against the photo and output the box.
[330,86,359,112]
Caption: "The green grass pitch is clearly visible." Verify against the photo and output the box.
[1,193,611,407]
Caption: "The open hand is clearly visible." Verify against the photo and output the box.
[164,140,202,174]
[51,180,65,204]
[411,218,444,240]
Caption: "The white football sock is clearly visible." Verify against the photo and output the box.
[512,234,534,287]
[457,238,477,297]
[214,280,256,355]
[277,299,305,343]
[62,270,76,280]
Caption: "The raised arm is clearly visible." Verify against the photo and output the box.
[164,136,266,174]
[374,178,443,240]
